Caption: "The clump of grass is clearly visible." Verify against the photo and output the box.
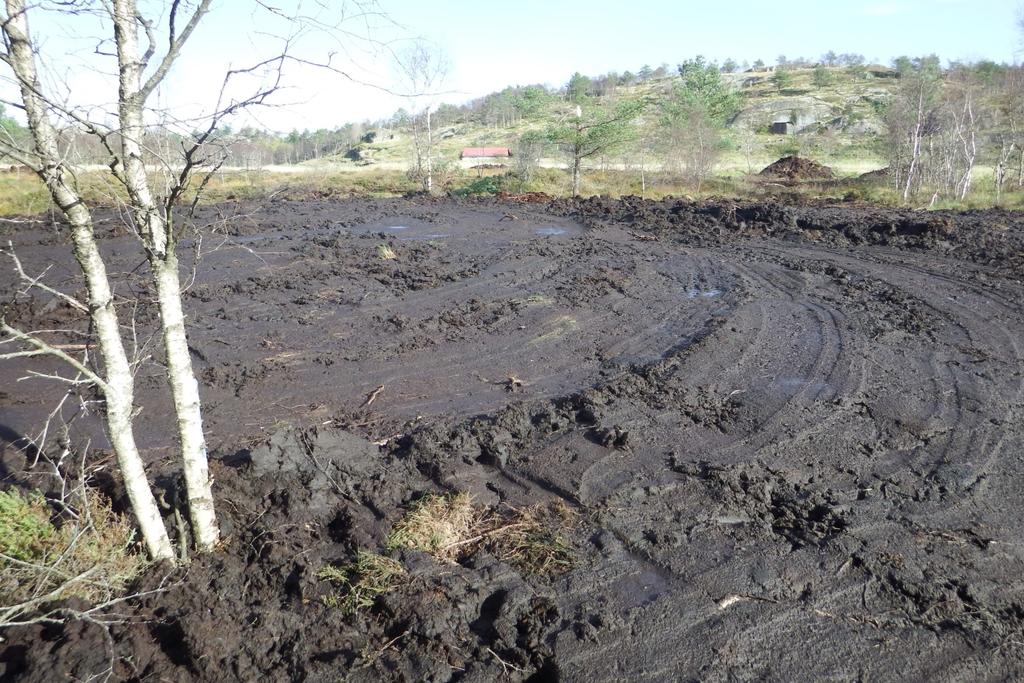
[492,501,576,576]
[0,489,57,562]
[452,175,506,197]
[316,551,405,613]
[387,493,576,576]
[0,172,51,215]
[530,315,579,344]
[0,487,147,609]
[386,492,482,562]
[511,293,554,308]
[376,244,397,260]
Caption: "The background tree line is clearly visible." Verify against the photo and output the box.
[3,51,1024,205]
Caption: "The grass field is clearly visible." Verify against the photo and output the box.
[1,147,1021,217]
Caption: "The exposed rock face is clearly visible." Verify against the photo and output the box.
[731,96,837,132]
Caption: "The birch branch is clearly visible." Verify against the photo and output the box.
[5,240,89,312]
[0,320,107,390]
[138,0,213,101]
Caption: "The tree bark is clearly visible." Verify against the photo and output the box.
[571,154,581,197]
[3,0,173,560]
[150,249,218,550]
[112,0,219,551]
[903,85,924,202]
[425,106,433,194]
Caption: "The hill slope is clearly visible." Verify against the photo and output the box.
[324,66,895,177]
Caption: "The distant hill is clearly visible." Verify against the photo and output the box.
[323,65,899,177]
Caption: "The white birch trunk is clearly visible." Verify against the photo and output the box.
[425,106,433,194]
[903,86,924,202]
[151,249,219,550]
[956,98,976,202]
[112,0,219,551]
[3,0,173,561]
[901,97,925,201]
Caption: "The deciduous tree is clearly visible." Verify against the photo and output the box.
[812,65,833,90]
[396,42,450,194]
[772,66,793,92]
[0,0,385,560]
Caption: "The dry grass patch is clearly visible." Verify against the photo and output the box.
[386,492,482,562]
[492,502,575,575]
[387,493,576,576]
[316,551,405,614]
[376,244,397,260]
[0,487,148,622]
[530,315,579,345]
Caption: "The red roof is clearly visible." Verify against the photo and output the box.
[460,147,511,158]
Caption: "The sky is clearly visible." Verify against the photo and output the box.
[6,0,1021,133]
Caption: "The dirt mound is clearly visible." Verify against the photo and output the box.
[759,155,835,180]
[1,426,582,681]
[496,191,553,203]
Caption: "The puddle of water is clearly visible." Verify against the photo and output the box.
[398,233,450,241]
[331,218,585,242]
[686,288,723,299]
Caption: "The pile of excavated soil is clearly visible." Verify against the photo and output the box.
[496,190,554,203]
[2,195,1024,681]
[759,155,836,180]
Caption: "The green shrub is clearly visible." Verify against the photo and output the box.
[0,487,147,611]
[317,551,405,613]
[0,489,56,562]
[453,175,504,196]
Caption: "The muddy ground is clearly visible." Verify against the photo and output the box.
[1,194,1023,681]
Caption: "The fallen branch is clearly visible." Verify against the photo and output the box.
[362,384,385,407]
[487,647,526,674]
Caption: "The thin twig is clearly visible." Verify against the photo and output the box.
[5,241,88,312]
[1,321,106,390]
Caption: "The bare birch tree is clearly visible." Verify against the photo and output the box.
[0,0,175,560]
[395,42,449,194]
[884,56,943,201]
[992,66,1024,199]
[108,0,221,550]
[1,0,394,559]
[947,67,979,201]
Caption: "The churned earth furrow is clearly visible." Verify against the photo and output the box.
[3,196,1024,681]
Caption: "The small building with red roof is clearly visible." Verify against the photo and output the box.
[460,147,512,159]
